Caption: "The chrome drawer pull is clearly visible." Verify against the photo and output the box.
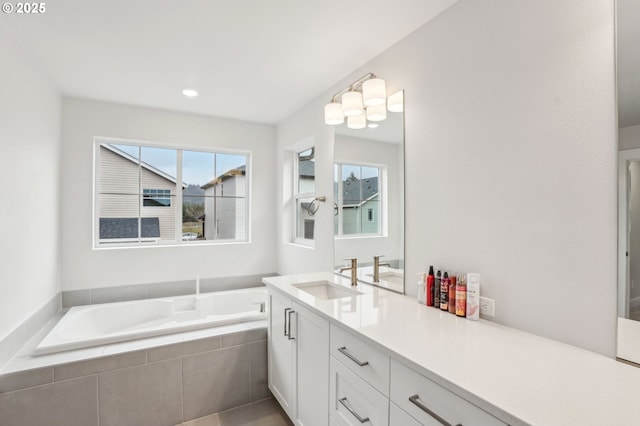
[284,308,291,336]
[338,346,369,366]
[287,310,296,340]
[338,397,370,423]
[408,394,462,426]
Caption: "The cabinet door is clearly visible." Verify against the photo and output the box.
[268,291,295,419]
[294,302,329,426]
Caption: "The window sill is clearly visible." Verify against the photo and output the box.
[334,234,386,240]
[93,240,251,250]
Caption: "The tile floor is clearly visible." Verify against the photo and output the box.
[178,398,293,426]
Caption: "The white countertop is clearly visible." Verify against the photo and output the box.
[263,272,640,426]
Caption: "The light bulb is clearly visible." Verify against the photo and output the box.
[363,78,386,106]
[387,90,404,112]
[347,114,366,130]
[342,91,364,117]
[366,104,387,122]
[324,102,344,125]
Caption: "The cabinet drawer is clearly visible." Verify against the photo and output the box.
[330,324,390,395]
[390,360,507,426]
[330,356,389,426]
[390,401,422,426]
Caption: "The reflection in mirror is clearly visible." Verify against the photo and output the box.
[617,0,640,364]
[333,92,404,293]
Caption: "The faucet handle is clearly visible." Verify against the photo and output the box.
[343,257,358,267]
[373,255,386,259]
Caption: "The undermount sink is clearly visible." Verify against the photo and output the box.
[366,271,404,286]
[292,281,363,300]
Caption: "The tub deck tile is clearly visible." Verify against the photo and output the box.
[148,335,222,362]
[0,366,53,394]
[54,349,147,381]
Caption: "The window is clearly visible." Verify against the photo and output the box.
[143,189,171,207]
[95,140,249,247]
[294,147,315,243]
[334,163,382,236]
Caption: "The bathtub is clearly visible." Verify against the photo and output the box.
[34,287,267,355]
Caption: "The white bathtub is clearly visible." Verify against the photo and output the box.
[34,287,267,355]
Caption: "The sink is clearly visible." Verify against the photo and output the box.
[292,281,363,300]
[366,271,404,286]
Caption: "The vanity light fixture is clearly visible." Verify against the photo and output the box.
[387,90,404,112]
[347,114,366,129]
[182,88,198,98]
[342,91,364,116]
[366,103,387,122]
[324,73,400,128]
[362,78,386,106]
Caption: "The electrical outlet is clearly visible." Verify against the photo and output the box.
[479,296,495,317]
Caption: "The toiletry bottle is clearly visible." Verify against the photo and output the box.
[416,272,427,305]
[455,274,467,317]
[434,270,441,307]
[440,272,449,311]
[448,275,457,314]
[466,273,480,320]
[426,266,435,306]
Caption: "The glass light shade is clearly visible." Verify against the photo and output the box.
[347,114,366,130]
[387,90,404,112]
[366,104,387,122]
[362,78,386,106]
[324,102,344,125]
[342,91,364,116]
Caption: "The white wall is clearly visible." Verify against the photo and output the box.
[334,135,403,267]
[620,125,640,150]
[0,19,61,339]
[61,98,277,291]
[277,0,617,356]
[276,103,335,275]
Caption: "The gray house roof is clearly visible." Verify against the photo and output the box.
[99,217,160,240]
[299,160,315,178]
[341,176,379,207]
[201,165,246,190]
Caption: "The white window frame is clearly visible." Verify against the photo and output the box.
[293,143,316,246]
[93,137,252,249]
[334,161,385,238]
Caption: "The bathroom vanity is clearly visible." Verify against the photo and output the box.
[264,273,640,426]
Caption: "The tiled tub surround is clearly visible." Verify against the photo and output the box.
[0,321,269,426]
[0,273,275,369]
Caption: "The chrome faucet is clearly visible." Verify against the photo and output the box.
[373,255,391,283]
[339,258,358,286]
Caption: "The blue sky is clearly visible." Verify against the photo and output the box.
[112,144,246,186]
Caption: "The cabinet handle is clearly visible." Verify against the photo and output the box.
[284,308,291,337]
[287,310,296,340]
[408,394,462,426]
[337,346,369,366]
[338,397,370,423]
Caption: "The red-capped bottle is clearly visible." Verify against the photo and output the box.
[426,266,435,306]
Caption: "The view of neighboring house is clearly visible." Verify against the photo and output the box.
[338,175,380,235]
[200,165,247,240]
[98,144,184,242]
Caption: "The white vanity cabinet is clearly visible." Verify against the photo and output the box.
[390,360,508,426]
[267,289,329,426]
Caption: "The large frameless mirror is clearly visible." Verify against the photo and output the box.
[333,91,405,293]
[617,0,640,364]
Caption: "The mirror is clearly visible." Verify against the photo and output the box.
[333,91,405,293]
[617,0,640,364]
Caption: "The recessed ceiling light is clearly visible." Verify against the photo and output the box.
[367,123,379,128]
[182,89,198,98]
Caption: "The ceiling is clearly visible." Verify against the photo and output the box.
[2,0,459,124]
[618,0,640,128]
